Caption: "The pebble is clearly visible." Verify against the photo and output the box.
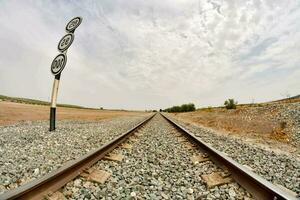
[228,188,236,197]
[33,168,39,176]
[275,103,300,147]
[65,190,72,197]
[161,192,169,199]
[131,191,136,197]
[169,112,300,195]
[0,115,149,194]
[187,188,193,194]
[74,179,82,187]
[63,114,252,199]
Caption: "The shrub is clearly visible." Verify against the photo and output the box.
[163,103,196,113]
[207,106,213,112]
[224,99,237,109]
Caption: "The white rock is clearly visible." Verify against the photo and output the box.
[228,188,236,197]
[187,188,193,194]
[74,179,82,187]
[33,168,40,176]
[161,192,169,199]
[131,191,137,197]
[83,181,91,188]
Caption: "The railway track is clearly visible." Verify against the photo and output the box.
[0,113,297,200]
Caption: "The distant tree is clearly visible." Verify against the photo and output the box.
[224,99,237,109]
[99,107,103,110]
[163,103,196,113]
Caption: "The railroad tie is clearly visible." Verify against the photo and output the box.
[130,138,138,142]
[104,153,124,162]
[178,138,187,142]
[174,133,183,137]
[190,155,210,164]
[185,143,197,150]
[121,143,133,149]
[201,172,233,188]
[46,191,67,200]
[80,168,111,184]
[134,132,143,137]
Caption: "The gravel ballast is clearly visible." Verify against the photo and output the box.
[0,115,150,194]
[63,114,252,199]
[168,114,300,196]
[276,102,300,149]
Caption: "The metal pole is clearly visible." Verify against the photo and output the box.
[50,73,61,131]
[49,16,82,131]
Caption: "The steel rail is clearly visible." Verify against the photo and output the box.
[161,113,298,200]
[0,114,155,200]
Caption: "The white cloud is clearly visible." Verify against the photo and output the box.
[0,0,299,109]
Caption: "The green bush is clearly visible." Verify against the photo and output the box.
[224,99,237,109]
[164,103,196,113]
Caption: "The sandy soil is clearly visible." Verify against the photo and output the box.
[169,104,298,154]
[0,101,147,126]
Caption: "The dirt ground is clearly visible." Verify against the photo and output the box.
[0,101,147,126]
[169,103,298,154]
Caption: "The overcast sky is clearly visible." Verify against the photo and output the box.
[0,0,299,110]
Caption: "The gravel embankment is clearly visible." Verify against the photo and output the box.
[0,115,150,194]
[167,114,300,196]
[276,102,300,148]
[62,114,252,199]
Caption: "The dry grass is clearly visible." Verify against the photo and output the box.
[0,101,147,125]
